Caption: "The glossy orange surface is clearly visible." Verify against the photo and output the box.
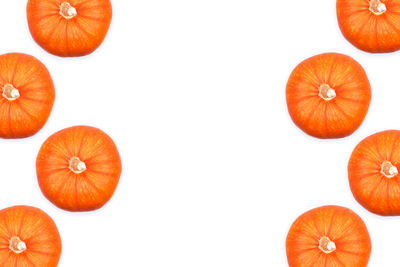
[0,206,61,266]
[348,130,400,215]
[27,0,112,57]
[36,126,122,212]
[286,53,371,139]
[286,205,371,267]
[337,0,400,53]
[0,53,55,139]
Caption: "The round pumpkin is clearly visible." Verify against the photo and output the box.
[337,0,400,53]
[0,53,55,139]
[348,130,400,215]
[286,53,371,139]
[27,0,112,57]
[0,205,61,266]
[36,125,122,212]
[286,205,371,267]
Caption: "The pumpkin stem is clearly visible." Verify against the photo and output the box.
[9,236,27,254]
[2,84,20,101]
[370,0,386,15]
[318,236,336,254]
[60,2,77,19]
[318,84,336,101]
[69,156,87,174]
[381,161,398,178]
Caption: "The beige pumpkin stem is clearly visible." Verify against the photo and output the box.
[318,236,336,254]
[2,84,20,101]
[60,2,77,19]
[69,156,87,174]
[370,0,386,15]
[381,161,398,178]
[9,236,27,254]
[319,84,336,101]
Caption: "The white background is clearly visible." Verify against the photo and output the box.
[0,0,399,266]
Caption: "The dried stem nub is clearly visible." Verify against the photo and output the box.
[319,84,336,101]
[319,236,336,254]
[381,161,398,178]
[370,0,387,15]
[9,236,26,254]
[2,84,20,101]
[60,2,77,19]
[69,156,86,174]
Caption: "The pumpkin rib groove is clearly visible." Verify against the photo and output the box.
[16,102,38,120]
[323,103,329,137]
[331,253,347,267]
[386,181,392,213]
[64,22,70,57]
[326,209,336,237]
[77,14,107,23]
[22,254,38,267]
[10,58,19,84]
[43,17,64,45]
[47,172,72,202]
[337,97,365,104]
[86,169,114,176]
[74,175,79,210]
[330,102,352,120]
[7,104,13,137]
[81,172,104,194]
[72,19,94,38]
[389,135,399,160]
[365,177,384,203]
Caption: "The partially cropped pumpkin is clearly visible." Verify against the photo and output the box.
[36,125,122,212]
[348,130,400,216]
[0,53,55,139]
[27,0,112,57]
[286,205,371,267]
[337,0,400,53]
[286,53,371,139]
[0,206,62,266]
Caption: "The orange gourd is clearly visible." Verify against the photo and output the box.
[337,0,400,53]
[36,126,122,212]
[0,53,55,139]
[286,53,371,139]
[348,130,400,215]
[286,205,371,267]
[0,205,62,266]
[27,0,112,57]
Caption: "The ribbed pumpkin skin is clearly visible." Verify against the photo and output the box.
[0,206,62,267]
[36,126,122,212]
[27,0,112,57]
[348,130,400,216]
[0,53,55,139]
[337,0,400,53]
[286,53,371,139]
[286,206,371,267]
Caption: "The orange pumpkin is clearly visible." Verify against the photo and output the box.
[27,0,112,57]
[0,205,62,266]
[36,126,121,212]
[0,53,55,139]
[337,0,400,53]
[286,53,371,139]
[286,205,371,267]
[348,130,400,215]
